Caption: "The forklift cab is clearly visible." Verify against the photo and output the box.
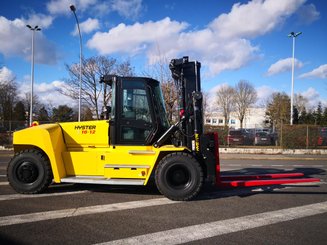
[100,76,170,146]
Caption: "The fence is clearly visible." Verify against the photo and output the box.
[204,124,327,149]
[1,121,327,149]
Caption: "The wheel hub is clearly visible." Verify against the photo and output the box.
[16,162,38,183]
[167,165,190,188]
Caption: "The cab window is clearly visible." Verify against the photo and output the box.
[118,80,153,144]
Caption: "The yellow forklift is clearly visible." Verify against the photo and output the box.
[7,57,319,201]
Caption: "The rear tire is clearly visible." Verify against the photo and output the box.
[7,149,53,194]
[155,152,203,201]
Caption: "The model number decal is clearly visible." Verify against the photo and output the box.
[74,125,96,134]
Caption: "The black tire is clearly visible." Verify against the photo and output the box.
[7,149,53,194]
[155,152,203,201]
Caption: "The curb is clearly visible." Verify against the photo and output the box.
[0,146,12,151]
[219,155,325,161]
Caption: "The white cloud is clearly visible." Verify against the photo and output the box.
[301,87,327,109]
[47,0,97,15]
[296,3,320,25]
[266,58,303,76]
[0,67,15,83]
[111,0,144,20]
[87,0,306,77]
[18,80,76,107]
[88,17,188,55]
[0,16,58,65]
[72,18,100,35]
[256,85,276,106]
[23,13,54,29]
[208,83,229,94]
[47,0,72,15]
[36,81,76,107]
[209,0,305,39]
[47,0,142,19]
[299,64,327,79]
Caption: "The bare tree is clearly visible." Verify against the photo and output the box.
[234,80,257,128]
[60,56,134,119]
[0,77,17,123]
[143,54,178,124]
[116,60,134,76]
[294,93,309,114]
[203,91,218,126]
[216,84,236,128]
[22,93,43,120]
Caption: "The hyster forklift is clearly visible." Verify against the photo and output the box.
[7,57,319,201]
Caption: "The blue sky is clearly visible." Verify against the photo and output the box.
[0,0,326,109]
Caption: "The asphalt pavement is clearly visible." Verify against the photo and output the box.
[0,151,326,244]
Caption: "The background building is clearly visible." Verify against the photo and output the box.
[205,107,266,129]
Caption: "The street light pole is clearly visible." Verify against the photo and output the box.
[26,25,41,126]
[70,4,83,122]
[288,31,302,125]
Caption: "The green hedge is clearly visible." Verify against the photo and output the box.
[204,125,229,146]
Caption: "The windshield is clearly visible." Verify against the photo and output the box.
[153,83,169,129]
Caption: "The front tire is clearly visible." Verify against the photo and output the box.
[7,149,53,194]
[155,152,203,201]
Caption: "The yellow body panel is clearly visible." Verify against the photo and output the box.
[13,120,187,185]
[60,120,110,148]
[13,123,67,182]
[62,151,100,176]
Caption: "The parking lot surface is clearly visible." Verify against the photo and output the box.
[0,151,326,244]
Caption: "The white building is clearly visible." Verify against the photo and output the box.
[205,107,266,129]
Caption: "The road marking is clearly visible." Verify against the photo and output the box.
[0,182,8,185]
[201,181,326,199]
[0,174,6,177]
[282,181,327,186]
[0,198,178,227]
[271,165,283,167]
[0,190,89,201]
[97,201,327,245]
[250,181,327,192]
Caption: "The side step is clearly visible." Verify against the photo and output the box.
[61,176,145,186]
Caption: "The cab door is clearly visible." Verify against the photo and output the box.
[116,79,155,145]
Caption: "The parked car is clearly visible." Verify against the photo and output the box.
[317,127,327,146]
[254,131,271,146]
[240,128,255,145]
[227,130,245,145]
[259,128,278,145]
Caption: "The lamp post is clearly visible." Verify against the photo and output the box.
[288,31,302,125]
[70,4,83,122]
[26,25,41,126]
